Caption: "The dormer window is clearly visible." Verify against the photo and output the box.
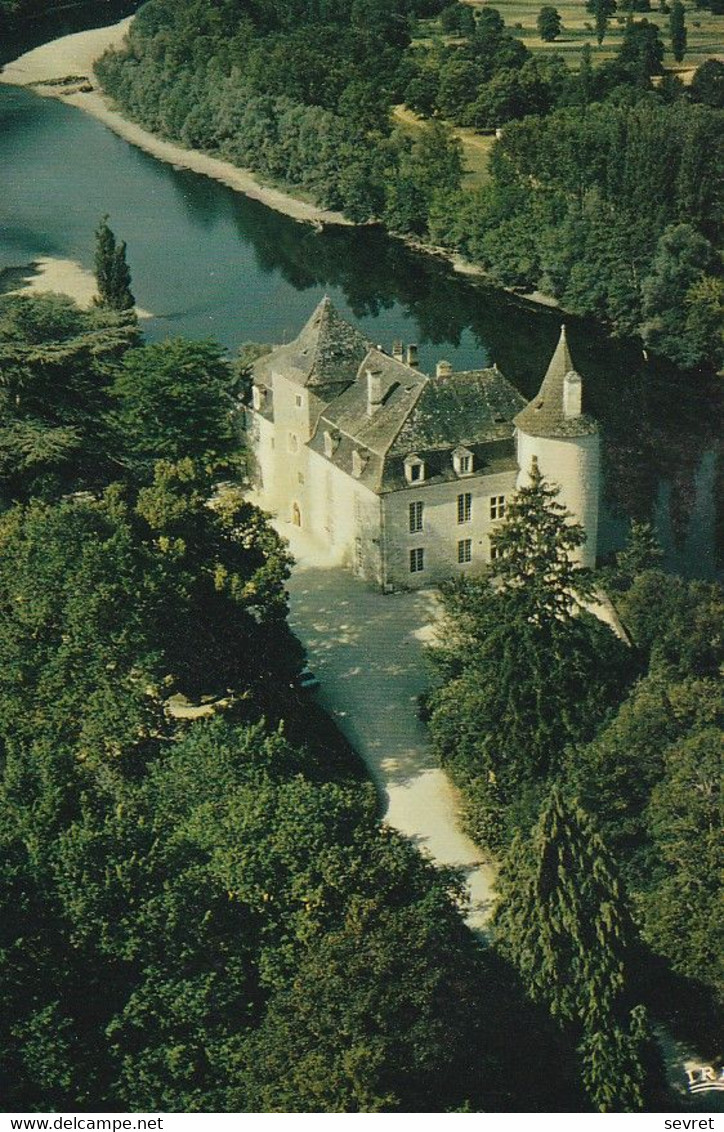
[404,455,425,484]
[453,446,474,477]
[352,448,369,479]
[252,385,266,411]
[323,430,340,459]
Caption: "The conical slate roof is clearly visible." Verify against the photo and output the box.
[254,296,373,389]
[514,325,598,438]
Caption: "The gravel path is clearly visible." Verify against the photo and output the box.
[281,521,497,931]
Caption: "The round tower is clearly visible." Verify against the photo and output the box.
[514,326,600,568]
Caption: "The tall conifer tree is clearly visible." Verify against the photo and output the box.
[94,215,135,311]
[669,0,687,63]
[492,787,655,1111]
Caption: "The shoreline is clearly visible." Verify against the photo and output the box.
[0,19,353,229]
[0,16,559,310]
[0,255,152,315]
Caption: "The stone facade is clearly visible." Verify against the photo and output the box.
[246,298,600,588]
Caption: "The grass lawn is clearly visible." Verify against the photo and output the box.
[392,104,495,187]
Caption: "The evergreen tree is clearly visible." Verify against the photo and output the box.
[94,215,135,311]
[426,464,631,842]
[492,787,653,1111]
[668,0,686,62]
[490,457,594,618]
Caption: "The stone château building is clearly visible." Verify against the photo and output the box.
[246,297,600,589]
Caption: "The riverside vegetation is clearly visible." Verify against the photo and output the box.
[94,0,723,369]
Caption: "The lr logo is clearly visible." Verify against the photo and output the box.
[686,1066,724,1094]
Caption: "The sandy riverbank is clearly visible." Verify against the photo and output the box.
[0,19,353,229]
[1,255,152,316]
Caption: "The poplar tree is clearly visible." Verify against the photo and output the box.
[586,0,617,44]
[669,0,686,63]
[492,787,654,1111]
[94,215,135,311]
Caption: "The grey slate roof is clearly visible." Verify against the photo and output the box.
[318,348,427,453]
[253,296,373,390]
[513,325,598,438]
[308,351,524,493]
[390,367,526,454]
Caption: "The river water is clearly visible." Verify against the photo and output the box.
[0,80,720,576]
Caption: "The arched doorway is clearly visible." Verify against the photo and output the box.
[292,502,301,527]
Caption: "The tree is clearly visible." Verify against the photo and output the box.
[426,464,631,843]
[110,338,238,477]
[493,788,654,1111]
[439,1,476,35]
[668,0,686,62]
[618,18,665,78]
[604,520,663,592]
[489,457,594,619]
[537,5,563,40]
[94,215,135,311]
[689,58,724,107]
[0,294,139,501]
[642,727,724,1000]
[586,0,617,43]
[639,222,719,368]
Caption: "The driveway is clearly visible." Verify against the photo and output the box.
[279,520,497,931]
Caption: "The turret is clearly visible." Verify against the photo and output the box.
[514,325,600,567]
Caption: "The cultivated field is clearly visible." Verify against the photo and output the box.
[422,0,724,76]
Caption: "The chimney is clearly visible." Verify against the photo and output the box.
[436,360,452,379]
[367,368,383,416]
[563,371,582,418]
[406,344,419,369]
[392,340,404,362]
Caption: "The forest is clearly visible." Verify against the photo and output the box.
[425,476,723,1060]
[0,220,720,1111]
[0,254,610,1112]
[93,0,724,368]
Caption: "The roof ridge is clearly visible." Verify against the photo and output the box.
[307,295,331,382]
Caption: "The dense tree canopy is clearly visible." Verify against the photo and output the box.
[565,553,724,1006]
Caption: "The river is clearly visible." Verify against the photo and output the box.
[0,80,720,577]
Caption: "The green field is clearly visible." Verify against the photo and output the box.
[393,104,496,187]
[425,0,724,75]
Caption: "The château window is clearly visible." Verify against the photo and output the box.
[352,449,369,478]
[297,472,305,485]
[252,385,266,411]
[288,432,299,454]
[409,501,424,533]
[490,495,506,520]
[295,394,303,408]
[490,543,502,562]
[404,455,425,484]
[323,430,339,459]
[452,446,474,477]
[410,547,424,573]
[457,538,472,564]
[457,492,472,524]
